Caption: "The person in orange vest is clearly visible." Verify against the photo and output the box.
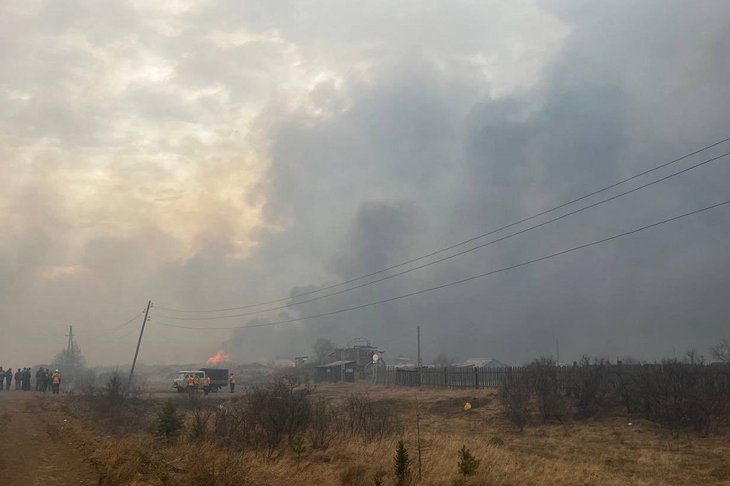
[228,373,235,393]
[51,370,62,394]
[192,374,200,393]
[203,375,211,395]
[186,374,195,397]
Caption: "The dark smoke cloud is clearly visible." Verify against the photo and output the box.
[1,1,729,367]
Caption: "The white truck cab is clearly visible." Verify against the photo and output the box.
[173,370,205,392]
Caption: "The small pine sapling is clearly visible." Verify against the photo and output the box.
[291,433,306,461]
[457,445,480,476]
[156,400,184,444]
[394,440,412,486]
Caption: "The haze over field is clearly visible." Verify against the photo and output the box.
[1,0,729,366]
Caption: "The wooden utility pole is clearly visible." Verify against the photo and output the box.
[128,300,152,392]
[66,325,74,355]
[417,326,422,386]
[416,399,423,481]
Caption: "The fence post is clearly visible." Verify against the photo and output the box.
[474,367,479,389]
[444,367,448,387]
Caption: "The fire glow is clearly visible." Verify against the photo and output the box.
[207,351,230,365]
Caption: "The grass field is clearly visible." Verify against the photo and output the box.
[43,382,730,485]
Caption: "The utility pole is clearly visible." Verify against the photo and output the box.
[417,326,422,386]
[64,325,76,372]
[66,325,74,356]
[128,300,152,392]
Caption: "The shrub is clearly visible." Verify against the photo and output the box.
[457,445,480,476]
[373,469,386,486]
[344,393,401,441]
[156,400,183,444]
[340,464,368,486]
[573,357,611,418]
[394,440,411,486]
[488,436,505,446]
[189,407,213,443]
[291,433,306,460]
[498,371,530,431]
[526,357,565,421]
[308,398,338,449]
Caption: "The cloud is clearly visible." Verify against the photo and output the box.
[1,0,729,367]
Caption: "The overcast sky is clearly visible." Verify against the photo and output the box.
[1,0,729,367]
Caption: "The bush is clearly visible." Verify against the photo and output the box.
[498,371,530,431]
[457,445,480,476]
[394,440,411,486]
[344,394,401,441]
[572,357,611,418]
[189,407,213,443]
[340,465,368,486]
[488,436,505,446]
[156,400,183,444]
[308,398,338,449]
[526,357,565,421]
[291,433,306,460]
[212,378,311,456]
[373,469,386,486]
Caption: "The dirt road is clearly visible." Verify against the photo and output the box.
[0,391,98,486]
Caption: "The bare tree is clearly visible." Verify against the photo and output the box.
[313,338,336,364]
[710,339,730,363]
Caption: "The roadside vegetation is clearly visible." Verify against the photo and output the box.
[38,356,730,485]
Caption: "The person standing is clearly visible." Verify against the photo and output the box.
[51,369,61,394]
[14,368,21,390]
[0,367,4,391]
[203,375,211,395]
[5,368,12,390]
[228,373,235,393]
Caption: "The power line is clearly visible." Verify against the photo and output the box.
[153,198,730,331]
[154,150,730,321]
[114,311,146,329]
[156,136,730,314]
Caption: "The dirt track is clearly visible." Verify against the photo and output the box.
[0,391,97,486]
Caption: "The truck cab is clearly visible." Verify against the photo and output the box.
[172,370,205,392]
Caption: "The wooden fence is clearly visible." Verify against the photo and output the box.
[375,366,523,388]
[374,364,730,390]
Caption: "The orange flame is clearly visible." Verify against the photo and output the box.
[207,351,230,365]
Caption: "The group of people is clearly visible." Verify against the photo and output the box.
[0,366,62,394]
[0,367,31,391]
[184,372,236,396]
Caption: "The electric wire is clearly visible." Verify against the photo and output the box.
[156,136,730,313]
[153,198,730,330]
[154,150,730,321]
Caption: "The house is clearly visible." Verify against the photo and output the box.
[461,358,510,368]
[391,355,416,368]
[333,344,383,367]
[315,360,356,383]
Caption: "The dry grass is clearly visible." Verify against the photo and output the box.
[45,382,730,485]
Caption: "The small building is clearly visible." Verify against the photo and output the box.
[315,360,356,383]
[391,355,416,368]
[461,358,509,368]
